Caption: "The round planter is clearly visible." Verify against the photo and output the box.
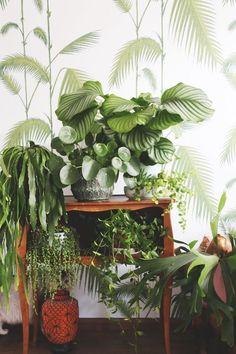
[71,173,113,201]
[42,290,79,353]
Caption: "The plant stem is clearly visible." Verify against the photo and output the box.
[46,0,53,140]
[20,0,29,119]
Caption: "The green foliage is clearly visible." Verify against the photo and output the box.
[109,37,161,88]
[1,22,19,35]
[33,27,47,45]
[0,73,21,94]
[59,68,89,97]
[113,0,132,13]
[169,0,221,68]
[33,0,43,12]
[221,126,236,165]
[0,0,9,9]
[59,32,99,55]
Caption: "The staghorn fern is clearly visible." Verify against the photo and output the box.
[172,145,217,221]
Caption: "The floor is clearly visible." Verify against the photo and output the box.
[0,318,232,354]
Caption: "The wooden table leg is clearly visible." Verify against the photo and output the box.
[162,210,174,354]
[17,226,29,354]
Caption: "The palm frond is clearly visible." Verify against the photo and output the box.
[0,73,21,95]
[109,37,161,88]
[223,0,236,5]
[33,0,43,12]
[33,27,47,45]
[59,68,89,98]
[172,146,217,221]
[59,32,99,55]
[4,118,51,148]
[141,67,157,91]
[78,264,107,297]
[226,177,236,189]
[169,0,221,68]
[0,0,10,9]
[220,126,236,165]
[223,54,236,89]
[113,0,133,13]
[228,20,236,31]
[221,209,236,223]
[0,54,49,83]
[1,22,19,35]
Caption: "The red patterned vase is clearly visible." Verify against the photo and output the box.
[42,289,79,346]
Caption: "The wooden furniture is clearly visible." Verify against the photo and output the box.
[17,195,174,354]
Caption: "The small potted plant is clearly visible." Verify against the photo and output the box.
[26,225,80,353]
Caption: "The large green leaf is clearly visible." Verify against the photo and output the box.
[0,73,21,95]
[124,156,140,176]
[120,127,161,151]
[148,110,183,130]
[59,68,89,98]
[59,32,99,55]
[147,137,175,164]
[107,105,155,133]
[113,0,132,12]
[0,54,49,83]
[221,126,236,164]
[4,118,51,148]
[1,22,19,35]
[58,126,77,144]
[82,157,100,181]
[172,146,217,221]
[101,94,140,116]
[67,108,98,142]
[161,83,214,122]
[109,37,161,88]
[169,0,221,68]
[82,81,104,95]
[96,167,116,188]
[56,91,98,122]
[60,164,80,185]
[33,27,47,45]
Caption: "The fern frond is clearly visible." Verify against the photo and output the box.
[59,68,89,98]
[0,73,21,95]
[0,54,49,83]
[4,118,51,148]
[141,67,157,91]
[221,126,236,165]
[170,0,221,68]
[1,22,19,35]
[59,32,99,55]
[33,27,47,45]
[172,146,217,221]
[113,0,133,12]
[109,37,161,88]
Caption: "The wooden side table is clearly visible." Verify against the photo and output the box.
[17,195,174,354]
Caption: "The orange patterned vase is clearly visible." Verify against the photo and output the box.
[42,289,79,350]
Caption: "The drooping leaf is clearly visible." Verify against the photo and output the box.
[0,54,49,83]
[169,0,221,68]
[101,94,140,116]
[213,263,227,303]
[59,31,99,55]
[59,68,89,98]
[1,22,19,35]
[141,67,157,91]
[161,83,214,122]
[33,27,47,45]
[109,37,161,88]
[221,126,236,165]
[4,118,51,148]
[148,110,183,130]
[107,105,155,133]
[33,0,43,12]
[113,0,132,12]
[120,126,161,151]
[96,167,116,188]
[0,73,21,95]
[172,146,217,221]
[147,137,175,164]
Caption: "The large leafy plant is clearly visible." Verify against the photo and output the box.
[53,79,213,189]
[0,143,66,298]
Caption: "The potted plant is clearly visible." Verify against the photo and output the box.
[0,142,66,300]
[52,80,213,200]
[26,225,80,353]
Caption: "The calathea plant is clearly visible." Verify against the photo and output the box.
[0,142,66,299]
[53,80,213,189]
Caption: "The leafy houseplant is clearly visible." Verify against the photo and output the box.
[53,80,213,195]
[0,143,66,298]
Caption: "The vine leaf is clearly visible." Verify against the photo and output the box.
[0,54,49,83]
[1,22,19,35]
[33,27,47,45]
[0,73,21,94]
[221,126,236,165]
[59,32,99,55]
[4,118,51,147]
[169,0,222,68]
[113,0,133,12]
[109,37,161,88]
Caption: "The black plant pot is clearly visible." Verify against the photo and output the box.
[50,342,72,353]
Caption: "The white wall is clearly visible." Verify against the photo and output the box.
[1,0,236,317]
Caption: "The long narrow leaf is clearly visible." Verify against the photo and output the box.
[59,32,99,55]
[0,73,21,95]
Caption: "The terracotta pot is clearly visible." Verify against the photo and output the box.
[42,289,79,350]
